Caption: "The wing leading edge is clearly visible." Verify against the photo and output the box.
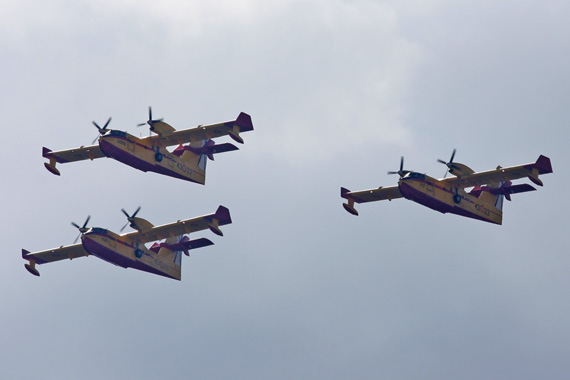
[42,146,105,175]
[341,186,403,215]
[146,112,254,148]
[122,206,232,244]
[22,244,88,276]
[441,155,553,188]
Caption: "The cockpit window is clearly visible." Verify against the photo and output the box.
[404,172,426,180]
[90,227,108,234]
[109,130,127,138]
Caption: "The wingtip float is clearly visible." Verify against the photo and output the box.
[341,152,553,225]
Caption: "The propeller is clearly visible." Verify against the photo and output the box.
[120,206,141,232]
[437,149,460,178]
[387,156,410,178]
[91,117,112,144]
[137,106,163,130]
[71,215,91,243]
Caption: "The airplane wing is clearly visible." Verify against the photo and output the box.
[340,185,403,215]
[342,185,403,203]
[42,146,106,175]
[441,155,553,188]
[22,244,88,276]
[145,112,254,148]
[122,206,232,244]
[43,145,105,163]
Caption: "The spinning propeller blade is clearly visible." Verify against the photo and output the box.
[91,117,112,144]
[437,148,460,178]
[387,156,410,178]
[137,106,164,128]
[120,206,141,232]
[71,215,91,243]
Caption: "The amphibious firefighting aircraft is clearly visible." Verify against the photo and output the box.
[341,151,553,225]
[42,108,254,184]
[22,206,232,280]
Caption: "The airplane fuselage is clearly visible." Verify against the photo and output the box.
[98,130,206,184]
[398,172,503,224]
[81,228,181,280]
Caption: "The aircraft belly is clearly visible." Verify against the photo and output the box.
[153,156,205,184]
[99,138,204,184]
[399,182,501,224]
[82,235,133,268]
[399,182,453,214]
[99,139,155,173]
[82,235,180,279]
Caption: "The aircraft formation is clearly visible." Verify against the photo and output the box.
[23,110,554,280]
[24,108,253,280]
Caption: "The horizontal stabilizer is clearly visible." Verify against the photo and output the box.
[208,142,239,154]
[506,183,537,195]
[175,141,238,160]
[150,237,214,255]
[470,183,536,201]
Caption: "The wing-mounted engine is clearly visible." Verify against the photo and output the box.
[437,149,475,178]
[150,121,176,137]
[130,217,154,232]
[137,106,176,138]
[120,207,154,232]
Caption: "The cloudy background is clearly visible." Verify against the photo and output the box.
[2,0,569,379]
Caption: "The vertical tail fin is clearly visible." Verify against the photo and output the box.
[494,190,505,211]
[177,139,210,174]
[163,236,184,267]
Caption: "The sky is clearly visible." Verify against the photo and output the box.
[2,0,569,379]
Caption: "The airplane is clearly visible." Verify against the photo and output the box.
[341,151,553,225]
[42,108,254,184]
[22,205,232,280]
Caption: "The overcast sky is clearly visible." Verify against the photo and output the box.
[2,1,569,379]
